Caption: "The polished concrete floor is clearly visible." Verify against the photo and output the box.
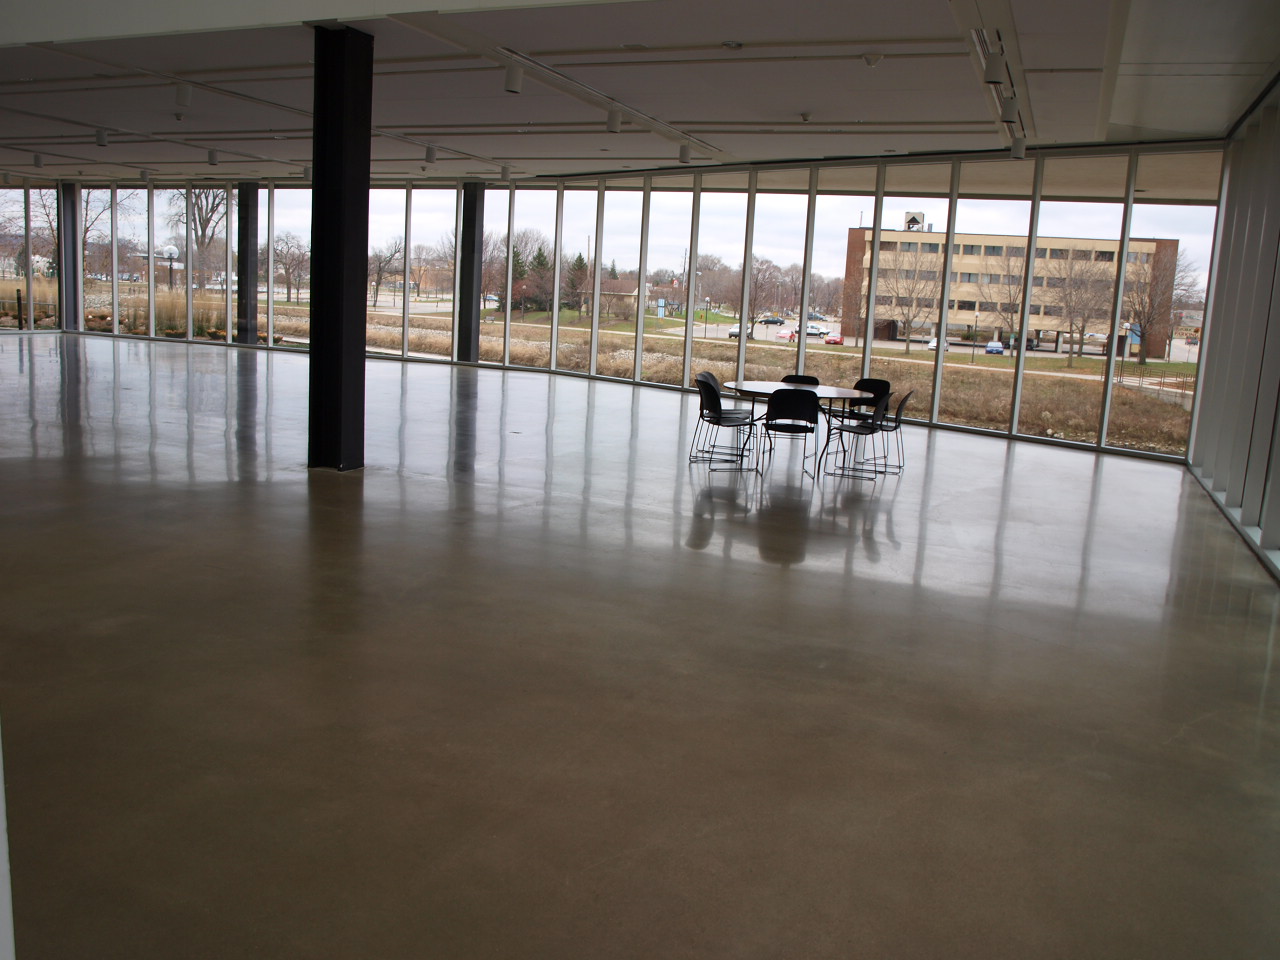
[1,332,1278,959]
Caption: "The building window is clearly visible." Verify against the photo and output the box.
[1031,276,1045,287]
[1042,305,1063,317]
[879,241,897,252]
[1050,248,1069,259]
[1035,247,1048,258]
[962,244,981,255]
[959,272,979,283]
[919,269,938,281]
[900,241,918,252]
[921,242,940,253]
[1071,249,1091,260]
[874,295,892,306]
[1095,250,1115,262]
[979,301,997,312]
[1028,304,1041,315]
[956,300,976,311]
[1006,246,1026,257]
[984,245,1004,256]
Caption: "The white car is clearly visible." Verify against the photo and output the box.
[927,337,947,351]
[802,322,831,338]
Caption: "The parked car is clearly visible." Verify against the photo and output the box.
[802,322,831,337]
[985,340,1004,354]
[928,337,946,351]
[758,315,785,326]
[728,325,741,338]
[824,332,844,345]
[808,312,826,322]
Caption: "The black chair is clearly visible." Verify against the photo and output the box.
[879,390,914,475]
[690,376,757,469]
[844,378,891,422]
[762,388,821,471]
[823,394,889,479]
[781,374,820,385]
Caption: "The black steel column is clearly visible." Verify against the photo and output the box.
[235,182,259,345]
[457,182,485,363]
[308,25,373,471]
[57,182,82,331]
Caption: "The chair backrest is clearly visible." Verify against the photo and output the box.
[781,374,820,385]
[853,378,891,402]
[891,389,914,426]
[694,370,721,393]
[765,388,821,426]
[695,376,724,419]
[867,393,891,427]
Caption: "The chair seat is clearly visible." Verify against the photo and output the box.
[765,422,815,434]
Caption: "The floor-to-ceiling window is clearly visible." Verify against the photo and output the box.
[1020,155,1129,445]
[271,187,311,348]
[640,176,693,385]
[595,186,643,378]
[367,187,407,356]
[508,185,556,369]
[1107,152,1220,456]
[554,186,598,373]
[408,186,456,361]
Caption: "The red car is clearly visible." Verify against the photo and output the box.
[824,332,844,345]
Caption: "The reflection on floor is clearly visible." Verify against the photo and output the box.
[1,333,1278,959]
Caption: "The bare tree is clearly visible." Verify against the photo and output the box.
[743,255,781,338]
[875,244,943,353]
[368,237,404,309]
[1123,247,1197,364]
[273,232,310,303]
[169,189,226,289]
[974,249,1026,340]
[1038,252,1114,367]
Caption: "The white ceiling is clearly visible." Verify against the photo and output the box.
[0,0,1275,185]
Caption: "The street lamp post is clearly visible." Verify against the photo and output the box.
[971,311,980,363]
[162,244,179,290]
[704,296,710,337]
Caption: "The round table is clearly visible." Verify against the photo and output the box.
[724,381,875,405]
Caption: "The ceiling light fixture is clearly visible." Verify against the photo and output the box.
[32,154,43,168]
[1000,95,1019,123]
[141,170,150,183]
[303,165,312,180]
[208,149,218,166]
[984,50,1006,85]
[678,144,691,164]
[425,145,438,164]
[504,63,523,94]
[96,129,108,147]
[607,109,622,134]
[175,83,193,107]
[500,164,512,180]
[1010,137,1027,160]
[863,54,882,67]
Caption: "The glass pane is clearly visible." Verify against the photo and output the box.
[509,187,555,369]
[1133,151,1222,203]
[30,188,59,328]
[271,188,311,348]
[153,187,188,337]
[1022,180,1125,443]
[481,186,509,365]
[82,188,113,332]
[815,165,877,194]
[367,188,406,355]
[806,181,876,389]
[596,189,642,377]
[641,188,692,385]
[408,187,456,360]
[556,188,596,372]
[1107,203,1214,454]
[117,189,149,336]
[186,187,230,340]
[1041,156,1130,200]
[0,189,25,327]
[866,177,951,417]
[743,171,809,382]
[691,183,746,385]
[257,188,272,344]
[937,164,1033,431]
